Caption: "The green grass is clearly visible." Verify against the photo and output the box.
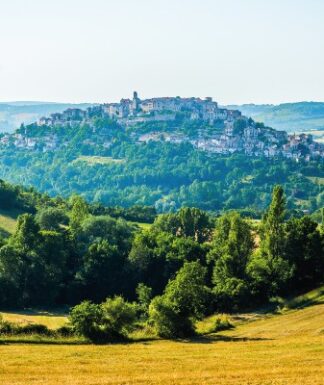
[283,285,324,310]
[306,176,324,185]
[129,221,152,230]
[0,208,21,236]
[74,156,126,165]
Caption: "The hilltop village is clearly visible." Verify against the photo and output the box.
[0,92,323,160]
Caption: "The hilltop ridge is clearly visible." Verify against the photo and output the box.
[1,92,323,160]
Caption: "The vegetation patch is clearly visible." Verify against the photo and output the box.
[75,156,126,165]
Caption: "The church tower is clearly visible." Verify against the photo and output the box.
[132,91,140,112]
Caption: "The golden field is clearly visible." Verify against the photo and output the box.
[0,294,323,385]
[1,309,67,330]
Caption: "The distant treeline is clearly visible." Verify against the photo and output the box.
[0,117,323,214]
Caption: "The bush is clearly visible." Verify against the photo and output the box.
[149,296,195,339]
[100,296,137,339]
[69,296,137,343]
[18,323,52,336]
[212,315,234,332]
[70,301,104,342]
[56,325,75,337]
[0,319,15,334]
[0,319,53,336]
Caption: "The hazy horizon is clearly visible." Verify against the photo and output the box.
[1,0,324,105]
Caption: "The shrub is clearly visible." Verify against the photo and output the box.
[213,315,234,332]
[149,296,194,339]
[100,296,137,339]
[18,323,52,336]
[0,319,53,336]
[69,301,104,342]
[0,319,15,334]
[56,325,75,337]
[69,296,137,343]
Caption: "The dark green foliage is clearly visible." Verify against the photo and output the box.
[69,296,136,342]
[36,207,69,231]
[128,229,207,295]
[0,178,323,336]
[149,261,210,338]
[153,207,213,243]
[208,212,254,310]
[69,301,103,341]
[285,216,324,290]
[0,118,323,214]
[248,186,292,299]
[136,283,153,318]
[0,317,53,336]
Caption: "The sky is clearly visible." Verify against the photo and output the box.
[0,0,323,105]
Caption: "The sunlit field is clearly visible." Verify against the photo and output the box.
[1,290,323,385]
[1,309,67,330]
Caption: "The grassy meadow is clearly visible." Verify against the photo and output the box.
[0,288,323,385]
[1,309,68,330]
[74,156,126,165]
[0,208,21,236]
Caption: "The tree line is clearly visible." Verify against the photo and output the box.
[0,184,323,340]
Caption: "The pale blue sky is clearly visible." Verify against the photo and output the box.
[0,0,323,104]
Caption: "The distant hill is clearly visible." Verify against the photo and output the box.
[226,102,324,138]
[0,102,94,133]
[3,100,324,137]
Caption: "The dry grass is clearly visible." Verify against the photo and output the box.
[1,298,323,385]
[0,309,68,330]
[306,176,324,185]
[0,208,20,235]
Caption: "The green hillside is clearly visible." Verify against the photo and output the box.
[228,102,324,134]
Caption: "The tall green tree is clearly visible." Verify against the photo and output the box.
[149,261,210,338]
[208,212,254,310]
[69,195,89,235]
[285,216,324,290]
[248,186,292,298]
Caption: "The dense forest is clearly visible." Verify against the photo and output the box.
[0,180,323,340]
[0,117,323,215]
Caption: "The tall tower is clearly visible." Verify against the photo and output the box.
[132,91,140,112]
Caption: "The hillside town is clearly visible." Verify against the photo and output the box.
[0,92,323,160]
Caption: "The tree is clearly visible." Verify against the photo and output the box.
[153,207,212,243]
[136,283,153,318]
[69,195,89,235]
[76,240,124,302]
[208,212,254,310]
[80,215,133,255]
[149,261,210,338]
[0,245,24,307]
[36,207,68,231]
[12,214,40,253]
[248,186,292,299]
[285,216,324,290]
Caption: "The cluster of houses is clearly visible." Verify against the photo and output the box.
[0,92,323,160]
[137,123,323,160]
[36,92,241,127]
